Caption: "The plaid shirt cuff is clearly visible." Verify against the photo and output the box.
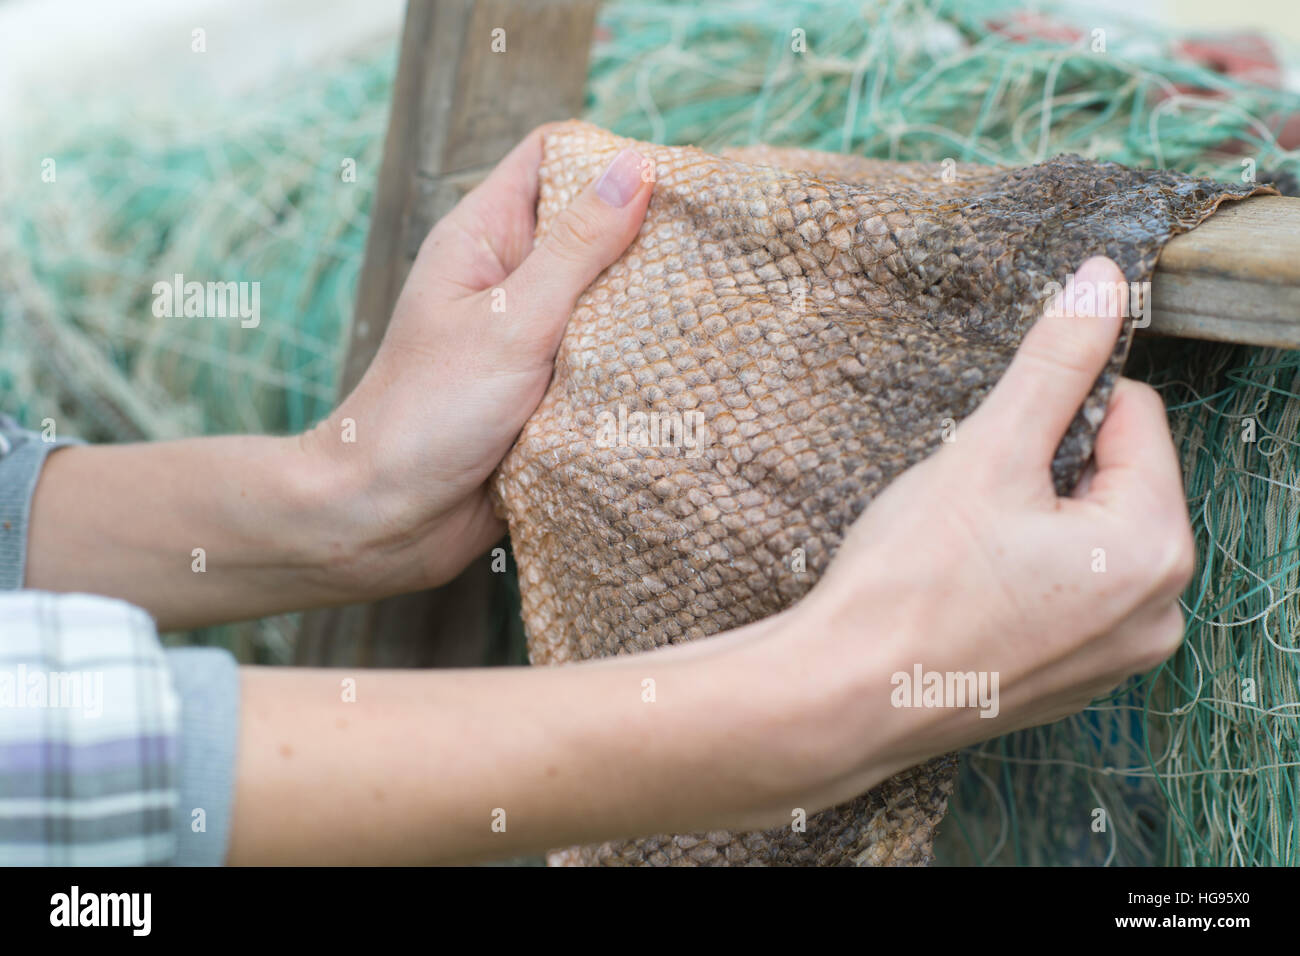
[0,591,180,864]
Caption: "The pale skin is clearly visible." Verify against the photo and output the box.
[24,126,1193,864]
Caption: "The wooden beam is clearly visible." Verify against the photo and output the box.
[295,0,599,667]
[1150,195,1300,349]
[339,0,601,394]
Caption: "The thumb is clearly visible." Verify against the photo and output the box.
[503,148,653,353]
[966,255,1127,471]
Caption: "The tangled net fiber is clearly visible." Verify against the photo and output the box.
[1,0,1296,864]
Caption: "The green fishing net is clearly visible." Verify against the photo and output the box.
[1,0,1296,864]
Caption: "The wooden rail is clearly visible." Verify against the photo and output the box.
[295,0,599,667]
[1151,196,1300,348]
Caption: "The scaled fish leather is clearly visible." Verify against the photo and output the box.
[492,121,1269,866]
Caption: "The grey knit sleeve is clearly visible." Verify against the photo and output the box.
[165,647,241,866]
[0,415,82,590]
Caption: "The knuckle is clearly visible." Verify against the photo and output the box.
[546,207,604,259]
[1150,522,1195,596]
[1133,608,1186,673]
[1136,639,1179,676]
[416,218,454,258]
[1121,380,1170,426]
[1126,500,1194,598]
[1019,312,1118,374]
[1016,337,1100,380]
[1161,609,1187,655]
[1122,379,1163,410]
[1168,529,1196,589]
[528,120,565,141]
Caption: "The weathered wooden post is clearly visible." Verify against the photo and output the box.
[296,0,600,666]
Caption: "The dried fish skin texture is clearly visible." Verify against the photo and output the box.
[492,121,1269,866]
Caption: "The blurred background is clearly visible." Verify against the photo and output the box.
[2,0,1298,867]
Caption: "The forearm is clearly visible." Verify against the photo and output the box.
[24,435,369,630]
[225,619,828,865]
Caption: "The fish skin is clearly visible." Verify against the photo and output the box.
[493,121,1270,866]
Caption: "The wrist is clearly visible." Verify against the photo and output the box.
[279,424,391,602]
[735,591,931,816]
[292,415,482,601]
[808,573,968,786]
[679,608,881,828]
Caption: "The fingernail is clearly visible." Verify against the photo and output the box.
[595,148,646,207]
[1071,256,1126,320]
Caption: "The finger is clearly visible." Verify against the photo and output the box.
[1069,459,1096,499]
[1082,601,1187,688]
[411,127,554,297]
[989,601,1183,733]
[965,256,1127,471]
[442,123,557,274]
[499,147,654,357]
[1084,378,1186,515]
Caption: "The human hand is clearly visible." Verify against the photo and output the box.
[306,126,653,596]
[711,256,1194,824]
